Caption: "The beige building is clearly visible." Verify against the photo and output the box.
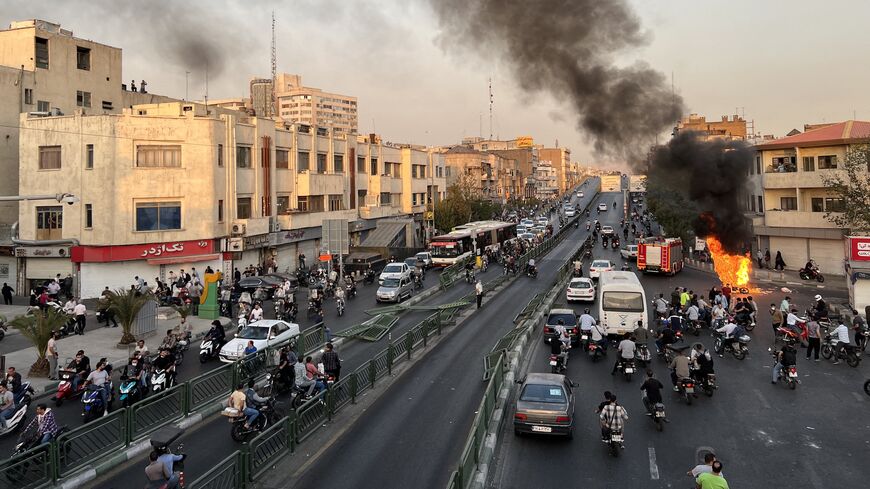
[751,120,870,275]
[275,73,358,135]
[674,114,747,141]
[442,146,521,201]
[17,102,445,297]
[0,19,175,285]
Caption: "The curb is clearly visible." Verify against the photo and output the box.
[683,259,846,292]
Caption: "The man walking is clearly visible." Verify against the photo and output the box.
[806,318,821,361]
[475,279,484,309]
[73,300,87,335]
[1,283,13,305]
[47,331,59,380]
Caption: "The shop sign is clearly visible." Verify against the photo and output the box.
[15,246,70,258]
[275,227,323,245]
[71,239,214,263]
[244,234,272,249]
[847,236,870,261]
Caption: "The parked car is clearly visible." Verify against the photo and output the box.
[236,276,283,298]
[415,251,433,269]
[589,259,614,280]
[264,273,299,291]
[379,262,412,285]
[376,277,414,303]
[566,277,596,303]
[513,373,576,439]
[219,320,299,363]
[543,308,580,346]
[620,245,638,261]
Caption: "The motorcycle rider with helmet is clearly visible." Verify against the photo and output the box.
[811,294,828,321]
[205,320,226,350]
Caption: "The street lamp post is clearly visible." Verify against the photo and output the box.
[0,193,79,204]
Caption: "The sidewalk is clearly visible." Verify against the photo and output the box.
[1,306,227,394]
[684,258,847,292]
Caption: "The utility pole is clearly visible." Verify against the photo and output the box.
[488,77,493,140]
[271,11,278,118]
[185,71,190,101]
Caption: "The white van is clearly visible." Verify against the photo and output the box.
[597,271,647,336]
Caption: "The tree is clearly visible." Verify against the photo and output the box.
[100,288,154,345]
[8,308,69,377]
[644,167,698,243]
[434,173,503,233]
[822,144,870,231]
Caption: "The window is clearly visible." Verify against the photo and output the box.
[328,194,344,211]
[86,144,94,169]
[237,145,252,168]
[780,197,797,211]
[76,46,90,70]
[297,195,324,212]
[276,148,289,169]
[85,204,93,228]
[218,199,224,222]
[371,157,378,175]
[602,292,645,312]
[38,146,61,170]
[357,189,367,206]
[298,151,310,172]
[412,193,419,206]
[770,156,796,172]
[237,198,252,219]
[76,90,91,108]
[357,156,366,173]
[380,192,391,205]
[334,154,344,173]
[412,165,418,178]
[755,156,761,175]
[35,37,49,69]
[24,88,33,105]
[217,144,223,167]
[811,197,823,212]
[37,100,49,112]
[136,145,181,168]
[135,202,181,231]
[825,197,845,212]
[102,100,113,110]
[802,156,815,172]
[818,155,837,169]
[757,196,763,212]
[749,195,756,212]
[316,153,327,173]
[277,196,290,214]
[36,206,63,240]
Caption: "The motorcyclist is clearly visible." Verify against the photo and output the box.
[586,220,591,231]
[151,348,177,386]
[714,320,739,356]
[633,320,650,344]
[804,259,818,276]
[639,370,664,414]
[464,260,475,281]
[772,342,797,383]
[690,343,714,382]
[68,350,91,392]
[655,327,676,354]
[550,327,568,368]
[598,395,628,446]
[579,308,597,338]
[277,346,298,387]
[244,378,269,426]
[829,321,851,364]
[811,294,828,321]
[294,357,320,397]
[669,348,691,390]
[85,360,111,409]
[23,403,59,445]
[160,329,178,352]
[654,294,669,319]
[666,312,684,333]
[144,448,183,489]
[335,284,346,308]
[527,258,537,276]
[126,355,147,388]
[205,320,226,348]
[611,333,636,374]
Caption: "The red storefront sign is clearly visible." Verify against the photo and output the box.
[848,236,870,261]
[71,239,215,263]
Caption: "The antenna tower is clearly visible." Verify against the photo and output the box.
[488,77,493,140]
[271,11,277,118]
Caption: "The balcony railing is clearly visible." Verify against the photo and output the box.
[765,164,797,174]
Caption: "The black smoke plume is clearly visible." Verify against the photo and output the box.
[428,0,684,162]
[648,132,753,253]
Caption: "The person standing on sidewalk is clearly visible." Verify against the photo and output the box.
[805,318,821,361]
[47,331,59,380]
[1,283,13,305]
[475,279,484,309]
[321,343,341,381]
[189,281,202,315]
[73,300,87,335]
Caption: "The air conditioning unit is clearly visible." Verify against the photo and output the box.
[231,222,247,236]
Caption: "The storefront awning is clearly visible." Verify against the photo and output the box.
[147,253,221,265]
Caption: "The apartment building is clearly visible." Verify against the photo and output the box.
[17,102,445,297]
[442,146,522,201]
[674,114,747,140]
[0,19,175,284]
[274,73,358,135]
[528,160,558,200]
[752,120,870,274]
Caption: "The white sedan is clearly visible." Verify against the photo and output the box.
[219,320,300,363]
[597,203,608,212]
[601,225,614,235]
[588,259,614,279]
[578,192,584,198]
[567,277,596,302]
[379,262,411,285]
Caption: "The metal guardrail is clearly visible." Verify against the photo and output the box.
[188,450,247,489]
[57,408,128,477]
[335,314,399,342]
[0,443,52,489]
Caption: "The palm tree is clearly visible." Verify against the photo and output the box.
[101,288,154,345]
[8,308,69,377]
[171,304,192,323]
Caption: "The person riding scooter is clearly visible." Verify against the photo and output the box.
[205,320,226,350]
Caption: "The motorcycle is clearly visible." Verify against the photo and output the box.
[635,344,652,366]
[574,220,579,229]
[820,333,861,367]
[150,368,174,394]
[601,236,609,248]
[199,336,221,363]
[465,268,475,284]
[799,264,825,283]
[690,366,717,397]
[587,340,606,362]
[0,382,33,437]
[81,382,113,423]
[676,377,696,406]
[413,275,424,290]
[712,331,751,360]
[611,239,619,250]
[606,429,623,457]
[526,266,538,279]
[148,426,186,489]
[265,370,293,397]
[769,349,799,390]
[363,269,376,285]
[619,358,636,382]
[118,373,143,408]
[225,395,281,443]
[337,297,346,317]
[586,223,591,231]
[644,398,666,432]
[53,369,87,407]
[776,320,808,347]
[345,281,357,299]
[549,353,567,374]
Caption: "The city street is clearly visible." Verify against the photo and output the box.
[90,189,591,488]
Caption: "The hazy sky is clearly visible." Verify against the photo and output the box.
[5,0,869,167]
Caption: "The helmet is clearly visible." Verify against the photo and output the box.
[814,294,822,301]
[584,308,590,314]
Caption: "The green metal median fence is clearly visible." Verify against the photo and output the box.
[0,443,52,489]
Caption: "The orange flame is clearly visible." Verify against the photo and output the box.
[705,236,752,288]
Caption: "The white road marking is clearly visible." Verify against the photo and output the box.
[648,446,660,480]
[852,392,865,402]
[753,388,771,409]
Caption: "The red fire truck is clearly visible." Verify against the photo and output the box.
[637,237,683,275]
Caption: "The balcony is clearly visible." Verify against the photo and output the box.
[296,171,345,196]
[276,209,357,230]
[764,169,842,189]
[360,205,401,219]
[763,210,841,229]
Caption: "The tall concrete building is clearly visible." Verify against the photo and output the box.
[674,113,747,140]
[274,73,358,135]
[0,19,175,284]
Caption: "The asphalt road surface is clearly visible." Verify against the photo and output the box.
[91,187,592,488]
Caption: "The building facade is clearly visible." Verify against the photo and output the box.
[752,120,870,275]
[442,146,521,201]
[274,73,358,135]
[17,102,445,297]
[674,114,747,140]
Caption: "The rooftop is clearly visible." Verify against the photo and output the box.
[755,120,870,149]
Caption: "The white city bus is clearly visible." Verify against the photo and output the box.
[429,221,517,267]
[597,271,647,336]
